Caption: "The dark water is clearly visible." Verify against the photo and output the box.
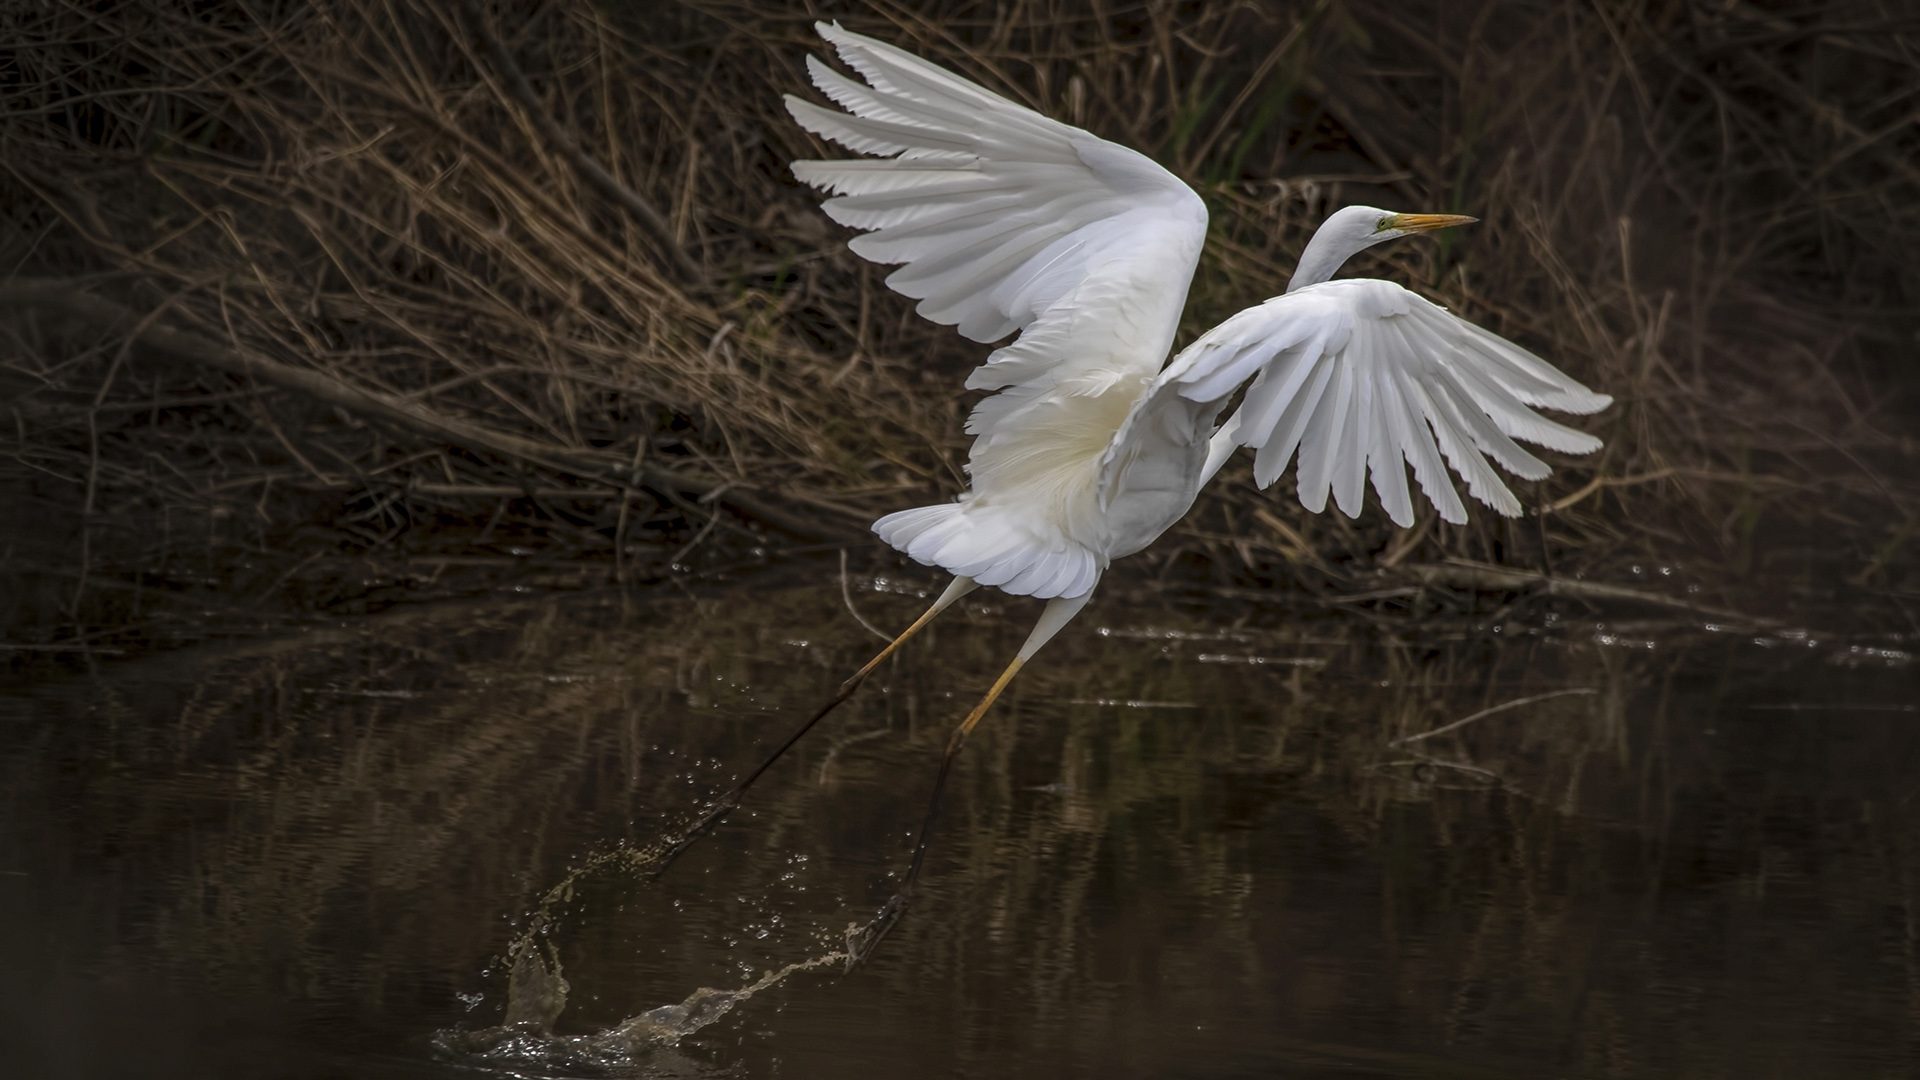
[2,573,1917,1078]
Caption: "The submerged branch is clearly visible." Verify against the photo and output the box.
[1397,559,1782,626]
[1395,687,1599,745]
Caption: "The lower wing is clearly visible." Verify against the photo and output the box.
[1105,278,1613,527]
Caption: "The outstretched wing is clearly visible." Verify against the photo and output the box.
[786,21,1208,400]
[789,22,1211,598]
[1106,278,1612,527]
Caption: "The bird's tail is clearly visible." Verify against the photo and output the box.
[873,501,1101,600]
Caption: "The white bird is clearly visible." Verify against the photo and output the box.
[665,23,1611,951]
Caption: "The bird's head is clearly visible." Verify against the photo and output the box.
[1286,205,1478,292]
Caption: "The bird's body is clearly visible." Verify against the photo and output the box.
[874,359,1212,600]
[664,23,1615,959]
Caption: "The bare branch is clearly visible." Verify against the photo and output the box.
[0,280,845,540]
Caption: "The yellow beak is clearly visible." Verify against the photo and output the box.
[1383,212,1478,233]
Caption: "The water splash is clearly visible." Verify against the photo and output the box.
[435,942,847,1073]
[433,832,855,1073]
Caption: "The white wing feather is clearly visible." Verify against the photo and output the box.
[789,22,1209,598]
[1115,279,1612,528]
[786,23,1206,359]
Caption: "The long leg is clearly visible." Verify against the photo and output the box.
[652,575,979,873]
[846,590,1093,964]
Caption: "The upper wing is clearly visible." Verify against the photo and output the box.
[786,22,1208,401]
[1107,278,1612,527]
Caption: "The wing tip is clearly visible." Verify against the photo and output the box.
[1556,430,1605,456]
[803,53,836,95]
[1566,391,1614,415]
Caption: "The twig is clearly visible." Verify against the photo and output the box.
[614,434,646,585]
[666,506,723,569]
[284,477,655,500]
[0,642,127,655]
[839,548,891,643]
[818,726,892,784]
[1394,687,1598,746]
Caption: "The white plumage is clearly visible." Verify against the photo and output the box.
[786,20,1611,630]
[1162,277,1611,526]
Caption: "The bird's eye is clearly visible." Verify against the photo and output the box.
[1375,216,1395,233]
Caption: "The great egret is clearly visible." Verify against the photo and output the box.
[664,23,1611,955]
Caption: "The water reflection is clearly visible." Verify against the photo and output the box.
[1,576,1915,1077]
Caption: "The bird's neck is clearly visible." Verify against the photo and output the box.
[1286,231,1371,293]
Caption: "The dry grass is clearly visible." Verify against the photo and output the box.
[2,0,1915,652]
